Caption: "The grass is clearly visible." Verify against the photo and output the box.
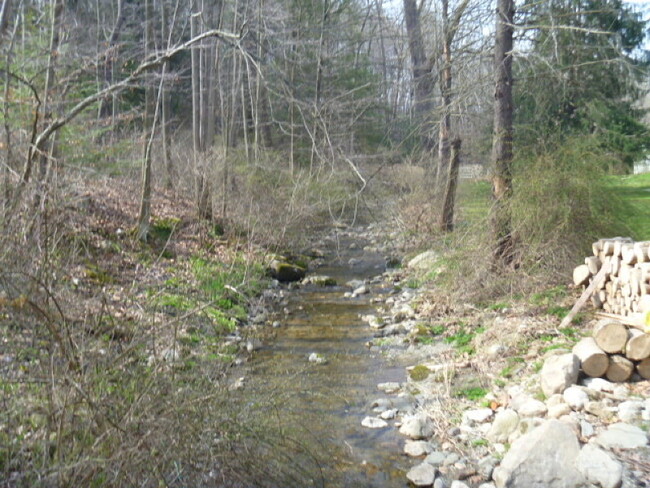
[454,387,488,401]
[609,172,650,240]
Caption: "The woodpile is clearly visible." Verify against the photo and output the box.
[571,238,650,382]
[585,237,650,316]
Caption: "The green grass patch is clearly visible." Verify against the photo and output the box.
[454,387,488,401]
[609,173,650,240]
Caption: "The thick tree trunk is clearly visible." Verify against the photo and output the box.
[439,138,461,232]
[403,0,434,131]
[490,0,515,267]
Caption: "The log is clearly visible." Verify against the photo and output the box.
[639,295,650,313]
[593,318,628,353]
[613,238,633,257]
[585,256,601,275]
[621,244,636,265]
[573,264,591,287]
[634,242,648,263]
[610,256,620,276]
[572,337,609,377]
[592,239,603,257]
[602,239,616,256]
[637,358,650,380]
[625,329,650,361]
[605,355,634,383]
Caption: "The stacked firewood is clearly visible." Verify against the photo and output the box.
[574,237,650,316]
[571,238,650,382]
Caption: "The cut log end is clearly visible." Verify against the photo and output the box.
[605,355,634,383]
[573,264,591,287]
[593,319,628,354]
[572,337,608,378]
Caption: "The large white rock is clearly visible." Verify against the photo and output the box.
[406,462,437,487]
[576,444,623,488]
[399,413,435,440]
[486,409,519,444]
[594,422,649,449]
[408,250,439,270]
[492,420,586,488]
[540,354,580,397]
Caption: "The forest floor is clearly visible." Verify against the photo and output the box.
[2,172,650,487]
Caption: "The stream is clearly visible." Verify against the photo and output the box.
[243,230,412,487]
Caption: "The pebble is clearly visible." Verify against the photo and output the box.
[380,409,397,420]
[424,451,447,467]
[563,386,589,410]
[361,416,388,429]
[580,419,594,438]
[594,422,649,449]
[548,403,572,419]
[377,382,400,393]
[442,452,460,466]
[463,408,494,425]
[582,377,615,392]
[517,399,548,418]
[617,400,644,423]
[308,352,327,364]
[406,462,437,487]
[404,440,434,457]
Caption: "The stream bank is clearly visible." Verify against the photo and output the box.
[240,222,650,488]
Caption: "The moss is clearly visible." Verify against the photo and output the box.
[409,365,431,382]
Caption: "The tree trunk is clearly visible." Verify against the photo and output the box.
[403,0,434,140]
[160,0,172,189]
[137,70,164,242]
[490,0,515,267]
[438,138,461,232]
[0,0,11,39]
[436,0,452,188]
[98,0,125,122]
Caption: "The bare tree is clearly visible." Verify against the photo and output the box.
[403,0,435,148]
[490,0,515,266]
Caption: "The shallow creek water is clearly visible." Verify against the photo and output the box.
[244,234,412,487]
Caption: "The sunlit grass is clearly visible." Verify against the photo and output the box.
[608,172,650,240]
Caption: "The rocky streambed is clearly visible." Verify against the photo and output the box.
[236,223,650,488]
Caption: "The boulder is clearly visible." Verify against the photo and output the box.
[540,354,580,397]
[492,420,586,488]
[268,259,306,282]
[576,444,623,488]
[406,462,437,487]
[408,250,439,270]
[486,409,519,443]
[399,413,435,440]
